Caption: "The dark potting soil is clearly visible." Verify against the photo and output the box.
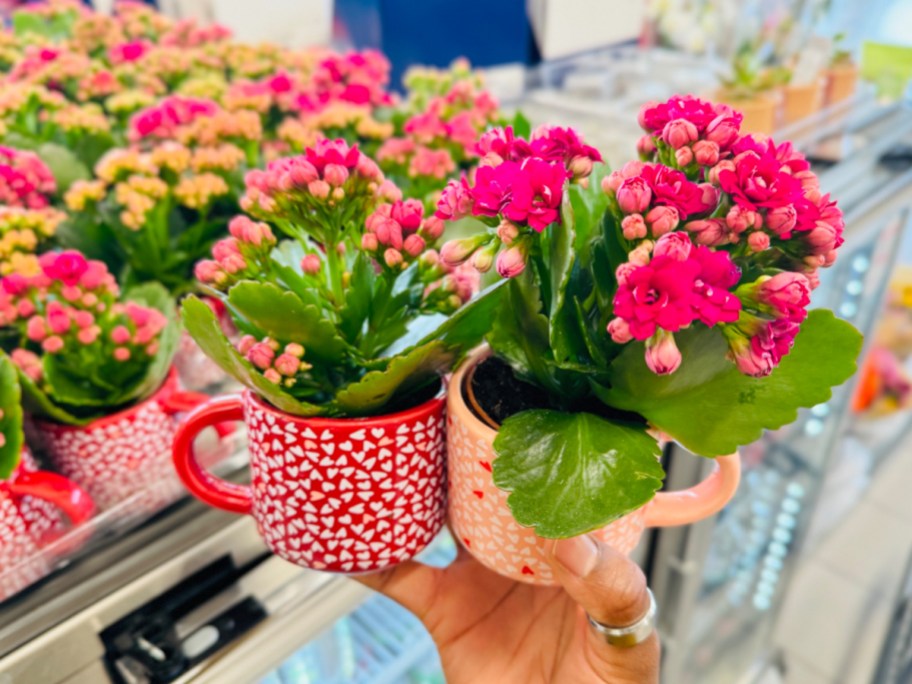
[466,356,551,426]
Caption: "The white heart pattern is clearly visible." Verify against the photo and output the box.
[245,393,446,574]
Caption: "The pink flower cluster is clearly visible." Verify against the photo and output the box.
[477,125,602,177]
[636,95,743,166]
[402,83,499,158]
[302,50,393,110]
[0,147,57,209]
[194,215,276,287]
[0,251,165,380]
[362,200,445,269]
[108,40,151,65]
[376,138,457,182]
[241,139,384,217]
[129,95,219,141]
[236,336,310,387]
[608,232,742,373]
[603,161,718,240]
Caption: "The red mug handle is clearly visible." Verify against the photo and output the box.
[161,391,237,439]
[643,453,741,527]
[8,470,96,526]
[172,394,252,515]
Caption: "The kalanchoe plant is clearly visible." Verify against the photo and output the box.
[438,99,862,538]
[185,138,501,417]
[0,353,25,479]
[60,138,248,293]
[0,250,178,425]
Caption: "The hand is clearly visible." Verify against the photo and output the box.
[356,534,660,684]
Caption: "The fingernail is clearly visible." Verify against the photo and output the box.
[553,535,600,577]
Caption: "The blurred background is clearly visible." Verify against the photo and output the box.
[2,1,912,683]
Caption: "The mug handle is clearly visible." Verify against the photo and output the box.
[8,470,96,526]
[643,452,741,528]
[160,391,237,439]
[172,394,252,515]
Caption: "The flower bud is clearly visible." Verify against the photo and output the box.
[264,368,282,384]
[384,248,404,268]
[290,160,318,186]
[323,163,349,187]
[237,334,257,355]
[308,180,330,199]
[247,342,275,370]
[748,232,770,252]
[693,140,720,167]
[602,171,625,194]
[569,155,594,179]
[621,214,648,241]
[285,342,305,358]
[636,134,656,157]
[645,206,680,237]
[758,271,810,322]
[440,235,486,267]
[301,254,322,275]
[403,234,426,257]
[705,114,741,149]
[674,146,694,167]
[629,241,654,266]
[685,218,727,246]
[653,231,692,261]
[378,179,403,203]
[661,119,699,150]
[361,233,379,251]
[644,330,682,375]
[77,326,100,345]
[26,316,47,342]
[496,221,520,246]
[421,216,445,240]
[471,240,499,273]
[708,159,735,186]
[726,205,758,234]
[495,243,527,278]
[616,177,652,214]
[766,204,798,236]
[607,317,633,344]
[111,325,131,344]
[113,346,130,361]
[274,353,301,376]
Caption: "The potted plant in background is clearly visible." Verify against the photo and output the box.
[0,249,202,513]
[715,47,790,135]
[172,139,502,574]
[825,33,859,105]
[0,353,95,601]
[439,96,862,584]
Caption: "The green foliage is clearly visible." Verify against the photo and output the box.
[0,355,24,479]
[493,410,664,538]
[598,310,863,456]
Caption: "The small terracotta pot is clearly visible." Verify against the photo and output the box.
[781,79,824,125]
[714,90,778,135]
[0,448,94,601]
[172,388,447,573]
[36,369,224,513]
[448,349,741,586]
[825,63,859,104]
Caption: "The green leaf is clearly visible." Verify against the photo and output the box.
[412,280,506,352]
[512,111,532,139]
[547,186,581,364]
[12,9,76,40]
[227,281,346,364]
[269,240,322,310]
[569,163,612,261]
[42,356,120,407]
[487,272,552,387]
[600,310,863,456]
[332,341,450,416]
[0,355,24,478]
[338,252,373,344]
[16,362,88,426]
[122,282,180,404]
[492,409,664,538]
[35,143,90,192]
[182,296,323,416]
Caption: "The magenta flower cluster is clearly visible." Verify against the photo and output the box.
[602,95,845,377]
[0,251,167,383]
[0,146,57,209]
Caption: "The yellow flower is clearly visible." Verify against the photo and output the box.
[277,117,320,152]
[191,144,245,173]
[96,149,157,183]
[64,180,107,212]
[173,173,230,210]
[53,104,111,135]
[150,141,192,175]
[3,252,40,277]
[105,89,156,115]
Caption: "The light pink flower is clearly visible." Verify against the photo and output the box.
[645,330,682,375]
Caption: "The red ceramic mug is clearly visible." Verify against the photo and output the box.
[173,390,447,573]
[36,369,233,513]
[0,449,95,601]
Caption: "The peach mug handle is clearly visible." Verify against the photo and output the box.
[643,453,741,528]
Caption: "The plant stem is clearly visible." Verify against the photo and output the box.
[324,228,345,306]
